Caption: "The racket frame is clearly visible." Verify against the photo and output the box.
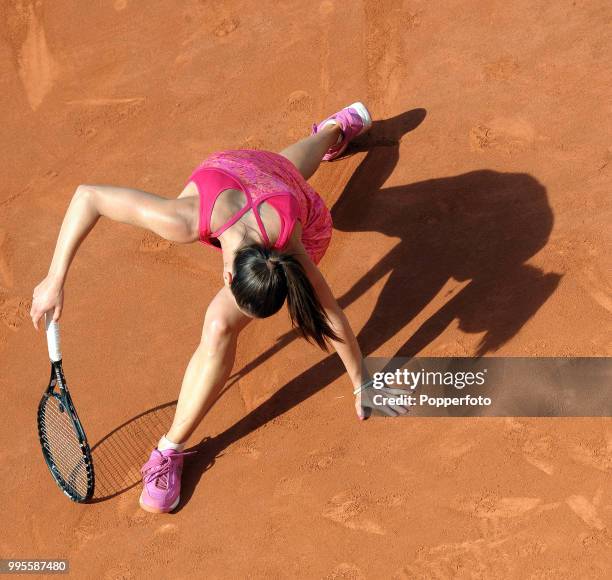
[37,352,95,503]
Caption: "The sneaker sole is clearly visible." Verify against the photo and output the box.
[139,491,181,514]
[346,101,373,136]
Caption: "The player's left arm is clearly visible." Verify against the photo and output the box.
[288,235,365,391]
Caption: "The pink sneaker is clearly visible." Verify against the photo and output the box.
[311,101,373,161]
[139,448,195,513]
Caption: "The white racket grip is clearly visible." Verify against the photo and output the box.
[45,314,62,362]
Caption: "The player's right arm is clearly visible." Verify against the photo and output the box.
[30,184,198,330]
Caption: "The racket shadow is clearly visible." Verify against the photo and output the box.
[89,400,178,502]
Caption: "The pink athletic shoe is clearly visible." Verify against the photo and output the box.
[139,448,195,513]
[311,101,373,161]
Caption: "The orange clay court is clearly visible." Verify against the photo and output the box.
[1,1,611,578]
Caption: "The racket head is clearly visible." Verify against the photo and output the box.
[37,364,95,502]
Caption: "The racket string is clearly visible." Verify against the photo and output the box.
[40,412,87,475]
[39,396,90,498]
[40,419,89,495]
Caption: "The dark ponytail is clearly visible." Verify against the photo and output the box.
[231,242,344,351]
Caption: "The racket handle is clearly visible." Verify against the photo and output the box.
[45,313,62,362]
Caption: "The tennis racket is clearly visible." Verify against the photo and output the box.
[37,313,94,502]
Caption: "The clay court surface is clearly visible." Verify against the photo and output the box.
[1,0,611,577]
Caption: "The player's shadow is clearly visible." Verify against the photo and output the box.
[174,108,561,511]
[331,142,561,357]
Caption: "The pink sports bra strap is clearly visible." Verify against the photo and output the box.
[251,204,271,245]
[210,203,252,237]
[210,191,271,246]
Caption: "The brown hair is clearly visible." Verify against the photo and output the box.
[230,242,343,350]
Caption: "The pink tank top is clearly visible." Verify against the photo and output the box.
[187,165,300,251]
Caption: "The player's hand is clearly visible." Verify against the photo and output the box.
[355,389,369,420]
[31,275,64,330]
[355,383,411,420]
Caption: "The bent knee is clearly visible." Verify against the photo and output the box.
[202,316,238,355]
[75,183,96,201]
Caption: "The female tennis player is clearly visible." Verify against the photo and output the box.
[30,102,408,513]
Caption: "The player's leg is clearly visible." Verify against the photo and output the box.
[166,286,253,444]
[278,123,342,181]
[279,102,372,180]
[139,286,252,513]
